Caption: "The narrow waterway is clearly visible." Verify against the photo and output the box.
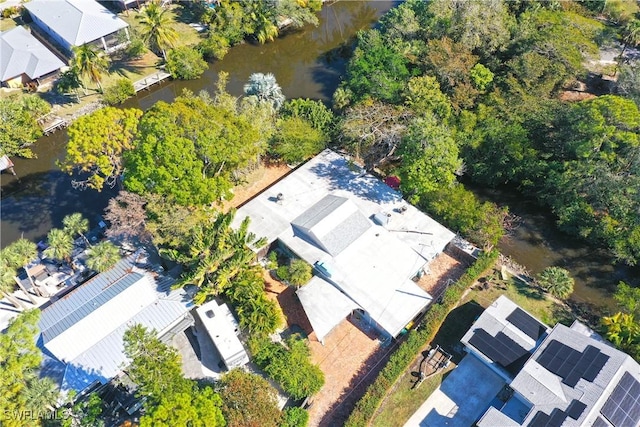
[0,0,635,310]
[1,0,396,247]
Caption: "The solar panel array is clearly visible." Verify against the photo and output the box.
[536,340,610,387]
[469,329,529,368]
[507,307,546,340]
[527,400,587,427]
[601,372,640,427]
[592,417,611,427]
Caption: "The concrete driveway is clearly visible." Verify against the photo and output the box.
[404,354,505,427]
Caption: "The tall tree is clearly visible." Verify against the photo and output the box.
[217,369,282,427]
[123,325,226,427]
[59,107,142,191]
[62,213,90,247]
[137,0,179,60]
[270,116,326,164]
[124,92,264,205]
[0,310,44,426]
[0,258,26,310]
[4,239,41,300]
[243,73,286,110]
[86,241,120,273]
[104,191,149,244]
[43,228,74,266]
[71,44,110,92]
[0,95,49,158]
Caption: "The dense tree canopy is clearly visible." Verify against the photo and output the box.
[123,325,226,427]
[60,107,142,191]
[0,95,50,158]
[124,91,265,205]
[217,369,282,427]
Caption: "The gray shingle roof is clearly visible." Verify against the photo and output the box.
[0,26,64,82]
[24,0,128,47]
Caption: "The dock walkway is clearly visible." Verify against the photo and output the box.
[133,71,171,92]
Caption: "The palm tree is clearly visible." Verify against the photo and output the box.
[0,259,27,310]
[602,312,639,350]
[536,266,574,299]
[24,377,58,415]
[86,241,120,273]
[137,0,178,60]
[44,228,74,267]
[63,213,90,247]
[243,73,286,110]
[3,240,40,302]
[71,44,110,93]
[176,211,267,301]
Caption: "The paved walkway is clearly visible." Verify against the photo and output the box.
[404,354,505,427]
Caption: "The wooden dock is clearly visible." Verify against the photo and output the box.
[42,118,68,135]
[133,71,172,92]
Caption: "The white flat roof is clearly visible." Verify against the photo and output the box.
[195,300,248,369]
[234,150,456,337]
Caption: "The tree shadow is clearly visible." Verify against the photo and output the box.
[430,301,484,364]
[1,170,116,246]
[307,155,400,203]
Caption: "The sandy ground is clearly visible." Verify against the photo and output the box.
[417,251,469,301]
[221,162,293,212]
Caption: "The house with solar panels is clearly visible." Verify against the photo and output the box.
[38,250,194,393]
[462,296,640,427]
[232,149,457,344]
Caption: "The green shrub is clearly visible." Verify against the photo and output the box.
[166,46,208,80]
[125,37,146,59]
[276,265,290,282]
[536,267,574,299]
[281,407,309,427]
[252,335,325,400]
[198,33,230,61]
[102,78,135,105]
[344,250,499,427]
[288,259,312,287]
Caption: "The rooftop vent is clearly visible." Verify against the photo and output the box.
[372,213,389,226]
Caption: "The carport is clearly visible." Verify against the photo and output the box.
[404,353,505,427]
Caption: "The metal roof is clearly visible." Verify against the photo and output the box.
[37,250,194,392]
[24,0,128,47]
[0,26,64,82]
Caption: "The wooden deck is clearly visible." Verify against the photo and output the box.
[42,118,68,135]
[133,71,172,92]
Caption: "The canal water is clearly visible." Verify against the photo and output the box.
[1,0,635,309]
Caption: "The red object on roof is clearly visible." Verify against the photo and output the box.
[384,176,401,190]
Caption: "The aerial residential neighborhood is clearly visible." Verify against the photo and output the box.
[2,0,640,427]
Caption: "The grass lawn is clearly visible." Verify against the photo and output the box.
[102,50,162,88]
[370,266,575,427]
[371,368,454,427]
[119,4,203,49]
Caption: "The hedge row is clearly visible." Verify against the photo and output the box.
[344,250,499,427]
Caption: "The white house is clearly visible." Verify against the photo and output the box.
[24,0,129,54]
[0,26,65,88]
[233,149,456,343]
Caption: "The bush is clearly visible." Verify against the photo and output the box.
[344,250,499,427]
[536,267,574,299]
[252,335,325,400]
[166,46,208,80]
[198,33,230,61]
[276,265,291,282]
[102,78,135,105]
[125,37,146,59]
[281,407,309,427]
[288,259,312,287]
[271,117,326,164]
